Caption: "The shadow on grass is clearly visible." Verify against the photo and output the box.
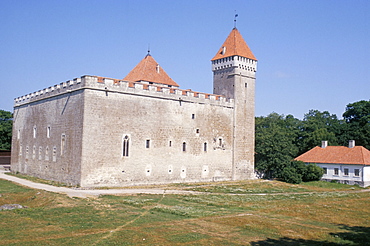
[250,225,370,246]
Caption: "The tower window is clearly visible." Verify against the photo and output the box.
[192,114,195,119]
[169,141,172,147]
[221,46,226,55]
[196,129,200,134]
[33,126,37,138]
[182,142,186,152]
[146,139,150,148]
[204,142,207,152]
[122,135,129,157]
[47,126,51,138]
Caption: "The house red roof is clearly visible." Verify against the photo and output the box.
[211,28,257,61]
[295,146,370,165]
[123,54,179,87]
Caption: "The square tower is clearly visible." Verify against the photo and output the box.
[211,28,257,179]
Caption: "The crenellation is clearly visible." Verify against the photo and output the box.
[134,83,144,90]
[14,76,86,106]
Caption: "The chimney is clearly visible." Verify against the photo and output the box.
[349,140,355,148]
[321,141,328,148]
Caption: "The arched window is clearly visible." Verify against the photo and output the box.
[122,135,130,157]
[61,134,66,156]
[204,142,207,152]
[182,142,186,152]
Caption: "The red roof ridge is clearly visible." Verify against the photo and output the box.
[124,54,179,87]
[295,145,370,165]
[211,28,257,61]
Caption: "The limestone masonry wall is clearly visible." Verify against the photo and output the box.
[12,75,239,187]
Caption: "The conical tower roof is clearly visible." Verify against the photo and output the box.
[124,54,179,87]
[211,28,257,61]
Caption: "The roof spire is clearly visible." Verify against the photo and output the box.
[147,44,151,56]
[234,11,238,28]
[211,28,257,61]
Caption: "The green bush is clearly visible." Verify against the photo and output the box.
[303,163,324,182]
[277,166,302,184]
[277,161,324,184]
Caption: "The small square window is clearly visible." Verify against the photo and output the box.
[334,168,339,175]
[344,168,349,176]
[354,169,360,177]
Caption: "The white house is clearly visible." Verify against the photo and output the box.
[295,140,370,187]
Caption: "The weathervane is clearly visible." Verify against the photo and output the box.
[147,44,151,56]
[234,11,238,28]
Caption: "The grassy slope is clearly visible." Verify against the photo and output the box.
[0,179,369,245]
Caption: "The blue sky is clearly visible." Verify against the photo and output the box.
[1,0,369,119]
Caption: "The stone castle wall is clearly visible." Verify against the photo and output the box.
[11,75,238,187]
[11,88,84,185]
[80,76,235,187]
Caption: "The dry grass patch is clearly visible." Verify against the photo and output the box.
[1,178,370,245]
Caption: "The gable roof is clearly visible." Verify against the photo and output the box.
[211,28,257,61]
[123,54,179,87]
[295,146,370,165]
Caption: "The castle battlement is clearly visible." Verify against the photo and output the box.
[14,75,234,108]
[212,55,257,72]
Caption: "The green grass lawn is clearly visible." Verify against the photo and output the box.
[0,178,369,245]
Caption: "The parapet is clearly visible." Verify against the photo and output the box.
[14,75,234,108]
[14,77,84,107]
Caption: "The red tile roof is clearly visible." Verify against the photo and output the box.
[295,146,370,165]
[211,28,257,61]
[124,54,179,87]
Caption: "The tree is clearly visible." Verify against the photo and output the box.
[0,110,13,150]
[300,110,342,154]
[255,113,301,179]
[342,100,370,149]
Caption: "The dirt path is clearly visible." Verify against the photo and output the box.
[1,170,369,198]
[0,170,201,198]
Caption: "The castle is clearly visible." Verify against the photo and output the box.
[11,28,257,187]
